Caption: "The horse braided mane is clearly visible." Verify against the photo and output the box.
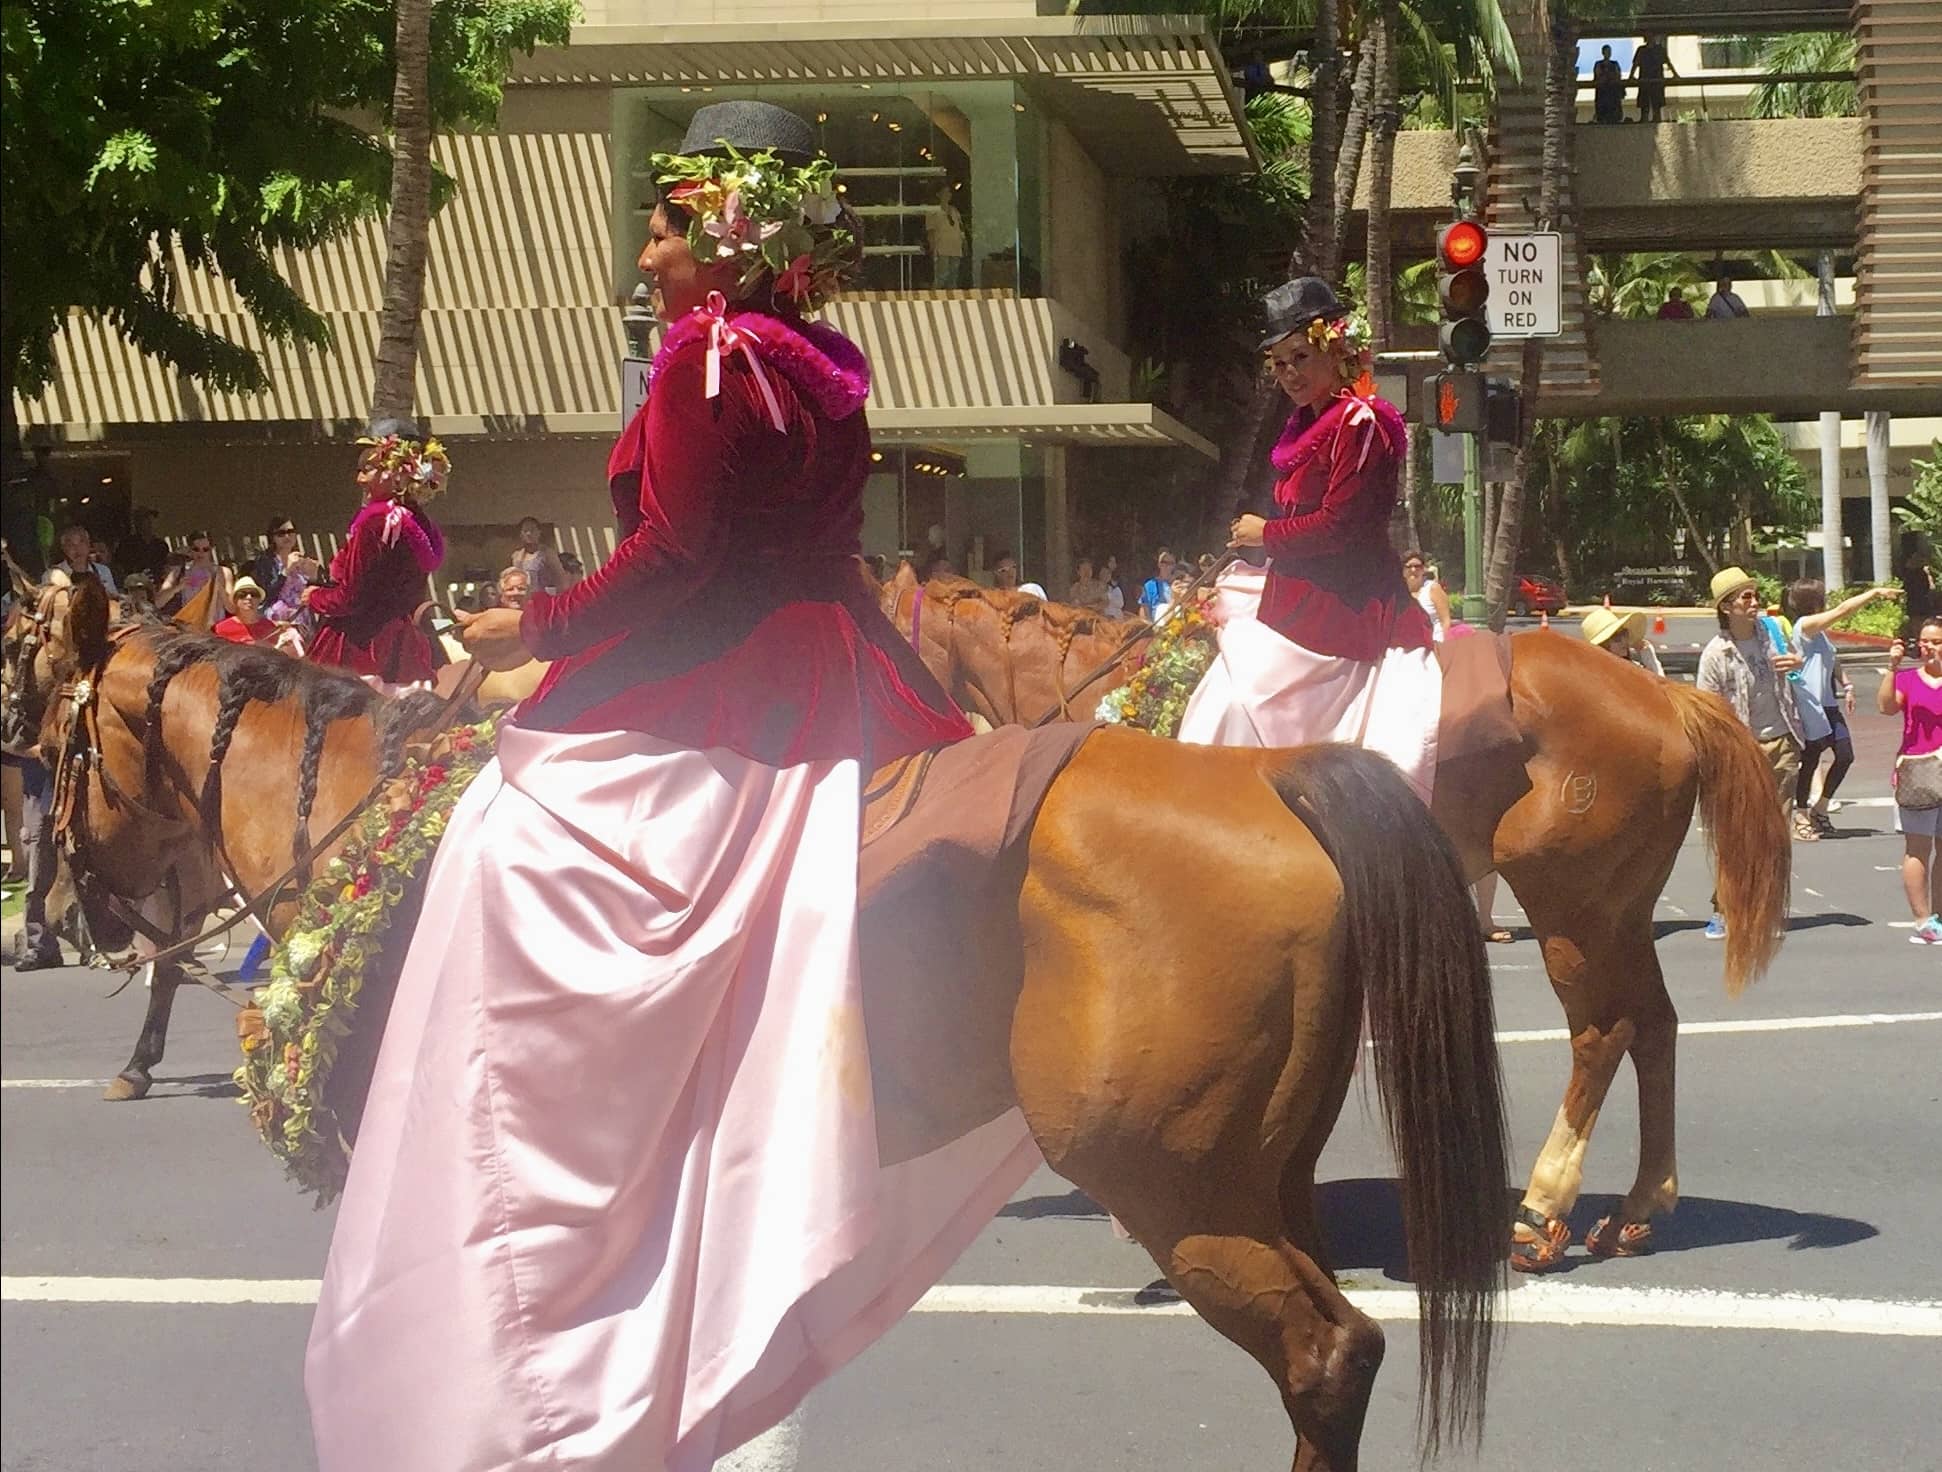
[126,622,395,873]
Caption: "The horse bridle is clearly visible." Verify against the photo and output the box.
[48,629,490,1001]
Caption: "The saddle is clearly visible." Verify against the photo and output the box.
[1435,629,1521,767]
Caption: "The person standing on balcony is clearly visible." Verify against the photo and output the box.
[1592,45,1626,124]
[1630,33,1677,122]
[1657,286,1695,320]
[1706,275,1750,320]
[926,183,966,289]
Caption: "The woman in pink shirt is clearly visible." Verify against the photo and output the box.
[1877,615,1942,944]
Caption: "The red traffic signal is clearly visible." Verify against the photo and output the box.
[1436,217,1492,368]
[1439,219,1488,270]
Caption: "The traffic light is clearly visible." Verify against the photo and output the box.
[1426,370,1487,433]
[1437,218,1492,367]
[1484,375,1520,444]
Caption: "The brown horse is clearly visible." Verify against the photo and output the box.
[39,574,1506,1468]
[887,575,1792,1269]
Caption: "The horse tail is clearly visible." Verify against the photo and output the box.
[1272,745,1506,1455]
[1662,682,1789,995]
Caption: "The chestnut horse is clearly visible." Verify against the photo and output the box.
[37,575,1506,1468]
[885,572,1791,1269]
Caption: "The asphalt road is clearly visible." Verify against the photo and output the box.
[4,690,1937,1472]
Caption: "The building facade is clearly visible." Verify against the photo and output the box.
[14,4,1247,597]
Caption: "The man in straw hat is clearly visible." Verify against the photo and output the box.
[1581,604,1664,677]
[1695,565,1803,939]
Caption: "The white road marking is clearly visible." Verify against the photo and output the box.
[9,1013,1941,1093]
[6,1277,1935,1337]
[1492,1011,1942,1044]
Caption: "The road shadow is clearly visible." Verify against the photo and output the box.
[997,1188,1107,1223]
[1785,912,1872,932]
[1316,1178,1877,1281]
[143,1071,241,1100]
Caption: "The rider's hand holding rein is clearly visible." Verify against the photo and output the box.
[1228,514,1267,549]
[452,606,534,671]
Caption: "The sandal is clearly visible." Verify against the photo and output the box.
[1810,810,1837,837]
[1791,811,1820,842]
[1484,927,1515,944]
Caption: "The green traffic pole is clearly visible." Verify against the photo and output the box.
[1461,429,1487,624]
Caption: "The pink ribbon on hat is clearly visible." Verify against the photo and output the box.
[380,500,407,546]
[700,291,788,433]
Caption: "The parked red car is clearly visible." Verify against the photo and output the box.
[1513,573,1567,617]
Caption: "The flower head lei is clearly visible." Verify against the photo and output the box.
[652,143,856,314]
[1305,314,1375,385]
[355,433,450,501]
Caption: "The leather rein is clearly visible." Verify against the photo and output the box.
[47,632,488,1001]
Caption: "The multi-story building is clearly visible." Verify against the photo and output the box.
[14,4,1250,593]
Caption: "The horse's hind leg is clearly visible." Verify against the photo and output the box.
[1508,891,1657,1271]
[1588,942,1678,1259]
[103,961,183,1102]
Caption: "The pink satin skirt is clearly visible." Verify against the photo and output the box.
[1179,563,1441,803]
[305,722,1039,1471]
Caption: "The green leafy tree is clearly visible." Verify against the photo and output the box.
[1746,30,1858,119]
[1,0,574,433]
[1895,439,1942,578]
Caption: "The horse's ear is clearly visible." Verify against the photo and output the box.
[892,559,918,595]
[66,575,112,673]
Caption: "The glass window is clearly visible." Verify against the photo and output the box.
[1698,36,1757,70]
[860,441,1044,585]
[611,82,1038,299]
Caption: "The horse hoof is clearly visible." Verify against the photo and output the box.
[101,1073,150,1102]
[1509,1213,1571,1273]
[1586,1215,1653,1259]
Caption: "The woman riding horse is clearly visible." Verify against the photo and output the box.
[304,102,1030,1472]
[301,422,446,690]
[1179,277,1440,799]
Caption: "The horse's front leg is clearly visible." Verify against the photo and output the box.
[103,960,185,1101]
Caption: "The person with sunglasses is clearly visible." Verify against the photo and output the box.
[154,531,224,616]
[249,515,321,619]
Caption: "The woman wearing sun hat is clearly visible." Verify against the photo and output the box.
[304,101,1024,1472]
[1581,604,1664,676]
[1177,277,1439,800]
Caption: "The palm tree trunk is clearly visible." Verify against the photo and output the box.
[1218,0,1347,522]
[1333,22,1379,258]
[368,0,434,426]
[1483,7,1574,629]
[1364,0,1400,352]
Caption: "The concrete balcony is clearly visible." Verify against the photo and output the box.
[1348,117,1860,256]
[1553,315,1938,418]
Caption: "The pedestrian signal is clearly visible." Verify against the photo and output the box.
[1425,370,1486,433]
[1437,219,1492,367]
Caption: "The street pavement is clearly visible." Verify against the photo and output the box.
[3,680,1937,1472]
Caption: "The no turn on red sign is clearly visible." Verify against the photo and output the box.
[1483,232,1562,339]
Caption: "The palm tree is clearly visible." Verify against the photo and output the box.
[1747,31,1858,119]
[369,0,435,426]
[1482,0,1574,629]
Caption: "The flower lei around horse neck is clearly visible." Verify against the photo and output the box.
[653,143,853,314]
[355,432,450,502]
[235,716,500,1205]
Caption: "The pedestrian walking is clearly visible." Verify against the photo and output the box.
[1877,617,1942,944]
[1787,580,1900,837]
[1696,566,1803,939]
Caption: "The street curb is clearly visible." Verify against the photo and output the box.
[1830,630,1896,650]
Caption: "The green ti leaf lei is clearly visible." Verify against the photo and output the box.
[234,715,501,1206]
[1094,598,1220,740]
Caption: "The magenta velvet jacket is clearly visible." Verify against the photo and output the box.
[1255,390,1433,662]
[306,497,445,684]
